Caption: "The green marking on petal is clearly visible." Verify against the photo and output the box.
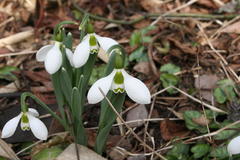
[113,71,124,85]
[21,113,30,131]
[89,35,97,47]
[21,113,29,123]
[113,88,125,93]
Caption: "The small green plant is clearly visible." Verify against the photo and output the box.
[213,79,237,104]
[159,63,181,94]
[129,26,156,62]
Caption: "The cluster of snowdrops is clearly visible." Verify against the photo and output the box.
[0,19,240,157]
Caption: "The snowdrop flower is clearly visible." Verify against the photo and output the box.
[87,68,151,104]
[1,108,48,140]
[36,42,74,74]
[73,33,118,68]
[227,136,240,156]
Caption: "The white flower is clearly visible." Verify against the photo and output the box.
[36,42,73,74]
[227,136,240,156]
[1,108,48,140]
[73,33,118,68]
[87,69,151,104]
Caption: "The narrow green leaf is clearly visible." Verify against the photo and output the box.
[32,146,63,160]
[94,92,125,154]
[71,87,87,145]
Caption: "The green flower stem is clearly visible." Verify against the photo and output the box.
[20,92,67,129]
[72,2,239,24]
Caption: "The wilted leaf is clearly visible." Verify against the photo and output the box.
[221,21,240,34]
[183,110,208,133]
[160,119,189,141]
[192,115,211,126]
[191,144,210,159]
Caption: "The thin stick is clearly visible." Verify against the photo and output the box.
[72,2,239,25]
[144,96,156,152]
[0,50,37,58]
[151,0,198,26]
[185,119,240,142]
[98,88,167,160]
[171,86,227,113]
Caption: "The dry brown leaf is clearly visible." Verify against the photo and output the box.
[192,115,211,126]
[221,21,240,34]
[0,80,20,94]
[160,119,190,141]
[140,0,164,13]
[196,0,219,8]
[0,139,19,159]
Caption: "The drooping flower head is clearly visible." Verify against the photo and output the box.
[87,68,151,104]
[1,108,48,140]
[227,136,240,156]
[73,23,118,68]
[36,41,74,74]
[87,48,151,104]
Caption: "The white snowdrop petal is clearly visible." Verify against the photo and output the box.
[122,70,151,104]
[28,108,39,117]
[28,114,48,140]
[73,35,90,68]
[87,70,116,104]
[1,114,22,138]
[95,35,118,53]
[44,43,62,74]
[36,45,54,62]
[228,136,240,155]
[65,48,74,66]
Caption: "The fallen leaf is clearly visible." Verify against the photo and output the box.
[126,104,148,127]
[192,115,211,126]
[0,139,19,159]
[109,147,126,160]
[0,80,20,93]
[160,119,190,141]
[140,0,164,13]
[196,0,219,9]
[221,21,240,34]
